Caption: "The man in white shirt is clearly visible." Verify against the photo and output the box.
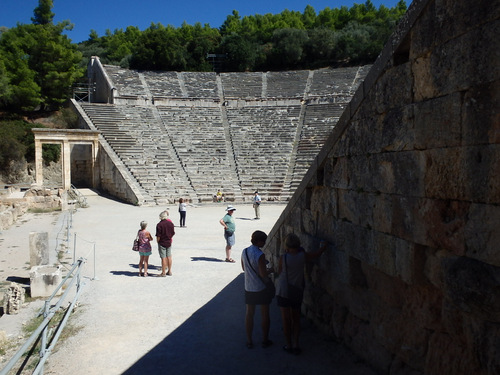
[253,191,261,219]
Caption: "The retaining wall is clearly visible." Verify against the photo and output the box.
[265,0,500,374]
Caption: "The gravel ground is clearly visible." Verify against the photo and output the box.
[1,190,377,375]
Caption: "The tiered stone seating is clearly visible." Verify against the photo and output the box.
[103,65,147,98]
[80,103,194,202]
[226,105,301,199]
[266,70,309,98]
[143,71,184,98]
[291,103,347,189]
[182,72,219,98]
[156,106,237,201]
[80,63,373,203]
[220,72,263,98]
[308,66,364,97]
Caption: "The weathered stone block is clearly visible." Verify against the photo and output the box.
[337,190,375,228]
[412,56,438,101]
[343,312,393,373]
[372,193,393,234]
[423,148,467,201]
[462,80,500,145]
[373,106,416,153]
[2,282,25,315]
[461,145,500,204]
[371,152,425,197]
[419,198,469,254]
[442,256,500,321]
[413,93,462,149]
[465,203,500,266]
[325,247,350,285]
[372,63,413,114]
[29,232,49,267]
[429,21,500,97]
[409,0,436,58]
[425,331,480,375]
[29,265,63,298]
[434,0,500,58]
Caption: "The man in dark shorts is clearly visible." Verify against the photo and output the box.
[156,210,175,276]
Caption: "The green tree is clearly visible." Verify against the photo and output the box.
[183,23,221,71]
[220,10,241,36]
[305,28,337,68]
[268,28,308,70]
[0,25,42,111]
[219,33,258,71]
[29,21,84,109]
[130,23,188,71]
[0,0,83,111]
[302,5,317,29]
[31,0,55,25]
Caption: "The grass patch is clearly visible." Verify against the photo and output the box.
[11,304,84,373]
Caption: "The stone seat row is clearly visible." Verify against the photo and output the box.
[104,64,370,101]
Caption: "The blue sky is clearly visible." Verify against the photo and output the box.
[1,0,406,43]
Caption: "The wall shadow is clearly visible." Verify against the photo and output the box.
[123,273,253,374]
[122,274,375,375]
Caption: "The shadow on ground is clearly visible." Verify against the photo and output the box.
[122,274,376,375]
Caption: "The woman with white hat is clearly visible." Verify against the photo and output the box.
[219,205,236,262]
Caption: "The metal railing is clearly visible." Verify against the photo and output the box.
[68,185,88,208]
[0,258,87,375]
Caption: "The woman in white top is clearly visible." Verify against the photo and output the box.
[241,230,274,349]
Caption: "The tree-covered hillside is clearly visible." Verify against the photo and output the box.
[79,0,407,72]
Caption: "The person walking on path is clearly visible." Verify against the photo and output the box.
[241,230,274,349]
[178,198,187,227]
[137,221,153,277]
[156,210,175,276]
[219,205,236,262]
[276,233,327,355]
[253,191,261,219]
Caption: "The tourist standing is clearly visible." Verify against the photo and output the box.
[253,191,261,219]
[219,205,236,262]
[156,210,175,276]
[241,230,274,349]
[137,221,153,277]
[178,198,187,227]
[276,233,327,355]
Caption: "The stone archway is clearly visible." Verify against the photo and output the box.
[32,129,100,190]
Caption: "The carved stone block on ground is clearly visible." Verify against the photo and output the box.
[2,282,26,315]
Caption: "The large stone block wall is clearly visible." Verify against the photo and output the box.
[266,0,499,374]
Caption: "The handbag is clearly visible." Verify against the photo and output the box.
[132,231,140,251]
[285,254,303,303]
[244,247,275,300]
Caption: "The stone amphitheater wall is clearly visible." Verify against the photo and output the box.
[264,0,499,374]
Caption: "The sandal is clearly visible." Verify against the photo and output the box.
[225,258,236,263]
[283,345,293,354]
[246,342,253,349]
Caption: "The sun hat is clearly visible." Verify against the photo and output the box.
[226,205,236,211]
